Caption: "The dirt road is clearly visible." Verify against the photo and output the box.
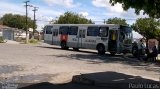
[0,43,159,88]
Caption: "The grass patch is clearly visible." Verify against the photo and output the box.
[0,36,4,43]
[20,39,39,44]
[29,39,39,44]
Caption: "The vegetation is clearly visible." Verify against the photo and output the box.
[109,0,160,18]
[20,39,39,44]
[29,39,39,44]
[0,13,36,30]
[109,0,160,49]
[132,18,160,39]
[54,11,94,24]
[106,17,128,25]
[0,36,4,43]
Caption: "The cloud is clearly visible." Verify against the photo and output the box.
[121,9,148,19]
[0,1,64,31]
[32,5,64,31]
[92,0,123,13]
[43,0,80,8]
[0,1,25,16]
[79,12,89,17]
[36,5,64,20]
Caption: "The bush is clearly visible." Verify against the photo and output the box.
[29,39,39,44]
[15,37,27,42]
[0,36,4,43]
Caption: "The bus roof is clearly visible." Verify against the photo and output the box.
[44,24,127,27]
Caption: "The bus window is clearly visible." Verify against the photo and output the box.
[45,26,53,34]
[122,27,132,39]
[53,29,58,36]
[59,26,69,35]
[68,26,78,35]
[99,27,108,37]
[87,27,99,36]
[120,26,132,44]
[79,29,86,38]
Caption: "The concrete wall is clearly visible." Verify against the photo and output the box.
[2,29,14,40]
[0,31,2,36]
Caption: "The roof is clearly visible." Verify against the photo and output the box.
[0,25,10,29]
[0,25,26,33]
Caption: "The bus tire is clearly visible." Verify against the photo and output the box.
[61,41,68,50]
[110,52,116,55]
[123,51,127,55]
[97,44,105,55]
[73,48,79,51]
[132,47,138,57]
[65,47,69,50]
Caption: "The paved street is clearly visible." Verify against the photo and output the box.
[0,43,160,89]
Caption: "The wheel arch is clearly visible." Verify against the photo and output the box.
[96,43,105,50]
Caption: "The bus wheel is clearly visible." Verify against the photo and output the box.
[110,52,116,55]
[73,48,79,51]
[123,51,127,55]
[132,47,138,57]
[61,41,68,50]
[97,45,105,55]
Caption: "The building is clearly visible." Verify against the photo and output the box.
[0,25,14,40]
[0,25,26,41]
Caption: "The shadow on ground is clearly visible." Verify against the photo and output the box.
[37,46,160,73]
[19,71,160,89]
[0,65,20,74]
[36,46,98,54]
[18,82,105,89]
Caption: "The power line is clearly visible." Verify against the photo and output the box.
[32,6,38,39]
[103,19,106,24]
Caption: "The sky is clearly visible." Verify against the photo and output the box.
[0,0,148,38]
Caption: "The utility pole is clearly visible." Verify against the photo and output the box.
[24,0,30,43]
[32,6,38,39]
[103,19,106,24]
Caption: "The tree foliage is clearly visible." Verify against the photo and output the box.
[0,13,36,30]
[132,18,160,39]
[109,0,160,18]
[106,17,128,25]
[54,12,94,24]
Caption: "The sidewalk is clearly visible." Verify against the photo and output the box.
[5,40,20,44]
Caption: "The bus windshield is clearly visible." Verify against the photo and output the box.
[99,27,108,37]
[121,26,132,44]
[121,26,132,39]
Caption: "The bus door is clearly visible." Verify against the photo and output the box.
[108,30,118,53]
[59,26,69,43]
[44,26,53,44]
[99,27,109,51]
[52,27,58,45]
[78,29,86,48]
[67,26,79,48]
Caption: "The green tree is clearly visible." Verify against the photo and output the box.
[0,13,36,30]
[109,0,160,18]
[54,12,94,24]
[132,18,160,39]
[106,17,128,25]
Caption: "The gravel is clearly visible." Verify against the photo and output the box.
[0,43,159,84]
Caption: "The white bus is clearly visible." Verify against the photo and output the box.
[43,24,133,55]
